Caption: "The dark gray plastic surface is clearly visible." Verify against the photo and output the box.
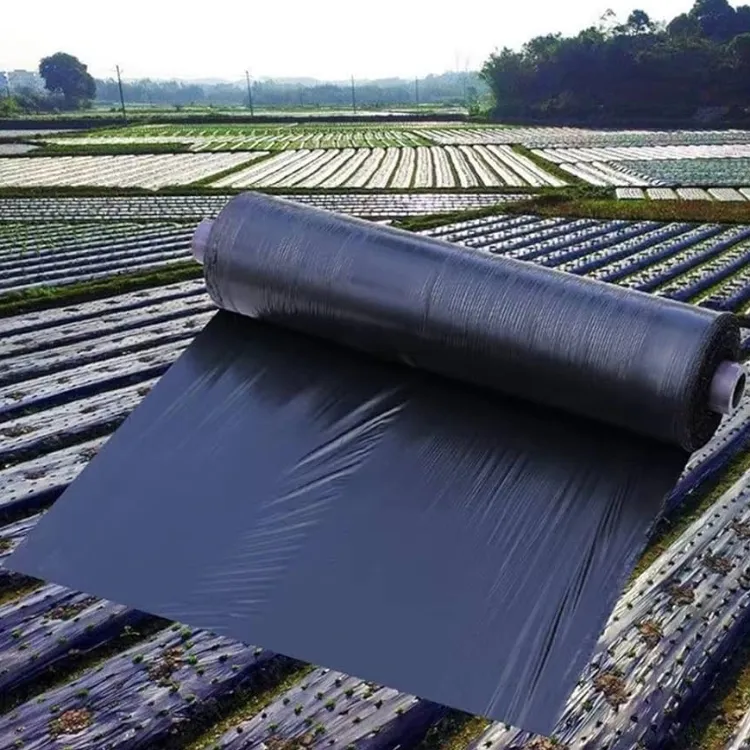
[7,194,741,736]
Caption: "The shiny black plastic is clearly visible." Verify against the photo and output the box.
[204,194,739,453]
[7,193,740,736]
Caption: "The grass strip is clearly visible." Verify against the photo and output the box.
[672,627,750,750]
[511,143,585,186]
[502,194,750,225]
[0,261,203,319]
[173,663,314,750]
[0,616,170,716]
[30,142,194,156]
[415,712,490,750]
[0,185,540,199]
[632,444,750,580]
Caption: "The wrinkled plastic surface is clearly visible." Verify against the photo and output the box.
[6,193,741,736]
[204,194,739,452]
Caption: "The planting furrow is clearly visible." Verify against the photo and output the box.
[0,379,157,465]
[473,218,600,254]
[210,150,307,188]
[617,187,647,199]
[390,148,417,189]
[317,149,371,188]
[0,280,206,338]
[216,667,445,750]
[275,149,342,188]
[0,231,193,273]
[367,147,401,188]
[497,221,638,263]
[0,436,109,514]
[346,149,386,188]
[471,145,526,187]
[0,339,188,419]
[459,145,507,186]
[584,225,727,284]
[0,223,184,259]
[420,214,534,239]
[0,585,147,694]
[532,222,660,268]
[294,148,357,188]
[659,245,750,304]
[555,223,695,276]
[0,295,212,359]
[0,515,41,587]
[0,238,193,291]
[451,217,571,249]
[628,231,750,295]
[426,147,453,187]
[445,146,479,187]
[0,154,253,189]
[0,311,214,386]
[470,465,750,750]
[255,150,330,188]
[490,145,566,187]
[0,627,277,750]
[677,187,713,201]
[700,266,750,312]
[412,146,434,188]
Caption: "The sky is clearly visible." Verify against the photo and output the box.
[1,0,698,82]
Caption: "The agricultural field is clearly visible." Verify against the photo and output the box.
[54,124,434,150]
[0,193,526,223]
[2,118,750,749]
[0,153,262,189]
[2,204,750,748]
[0,222,195,294]
[209,145,565,188]
[532,145,750,191]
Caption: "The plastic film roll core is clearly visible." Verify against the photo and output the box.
[709,361,746,415]
[192,219,214,265]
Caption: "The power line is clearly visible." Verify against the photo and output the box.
[415,76,419,108]
[350,74,357,115]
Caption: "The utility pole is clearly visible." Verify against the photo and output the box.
[350,74,356,115]
[115,65,126,120]
[415,76,419,108]
[245,70,254,116]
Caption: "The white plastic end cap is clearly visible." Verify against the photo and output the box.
[708,361,746,416]
[192,219,214,265]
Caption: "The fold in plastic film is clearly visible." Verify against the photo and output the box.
[7,193,743,737]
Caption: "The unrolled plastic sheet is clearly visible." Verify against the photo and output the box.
[7,193,741,736]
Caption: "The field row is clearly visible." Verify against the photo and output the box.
[0,221,195,295]
[5,212,750,313]
[0,276,747,750]
[554,158,750,188]
[537,144,750,163]
[2,205,750,748]
[0,153,260,189]
[52,128,433,149]
[65,124,750,149]
[618,186,750,201]
[536,146,750,187]
[0,193,524,224]
[211,145,565,189]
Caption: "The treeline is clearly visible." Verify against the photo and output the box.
[480,0,750,122]
[0,53,96,115]
[94,72,487,110]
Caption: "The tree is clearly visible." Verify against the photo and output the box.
[689,0,738,40]
[623,9,656,34]
[38,53,96,110]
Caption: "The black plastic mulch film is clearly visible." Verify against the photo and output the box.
[7,193,742,736]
